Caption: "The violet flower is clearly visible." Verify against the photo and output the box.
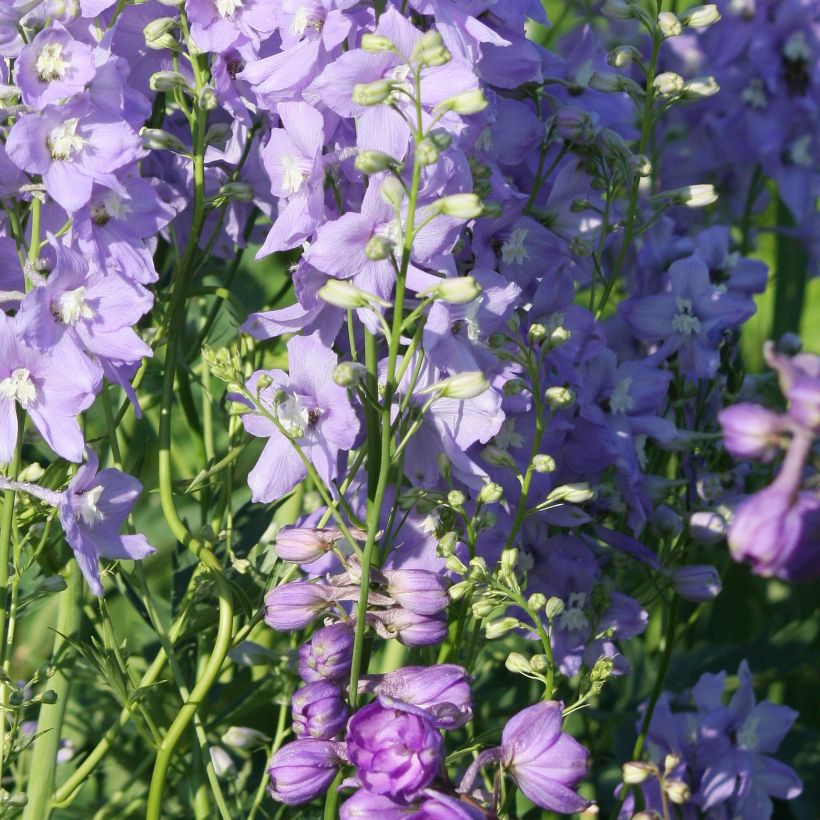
[346,696,444,802]
[299,622,355,683]
[57,452,156,596]
[292,681,348,740]
[267,738,347,805]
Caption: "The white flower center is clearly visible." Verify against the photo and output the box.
[0,368,37,409]
[463,298,483,344]
[36,42,69,81]
[215,0,242,18]
[671,297,701,335]
[48,118,85,161]
[501,227,529,265]
[291,7,309,35]
[559,592,589,632]
[783,31,810,62]
[741,79,767,109]
[610,377,635,414]
[78,484,105,526]
[57,286,94,325]
[281,155,306,195]
[276,396,313,439]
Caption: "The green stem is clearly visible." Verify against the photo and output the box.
[23,564,83,820]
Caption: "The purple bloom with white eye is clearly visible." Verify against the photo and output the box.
[257,101,327,256]
[267,738,346,805]
[0,313,98,464]
[239,331,359,503]
[619,256,756,379]
[6,99,140,213]
[423,269,521,374]
[346,696,444,801]
[57,451,156,596]
[185,0,278,54]
[16,242,152,376]
[72,175,185,285]
[299,622,354,683]
[368,664,472,730]
[14,24,95,108]
[292,681,348,740]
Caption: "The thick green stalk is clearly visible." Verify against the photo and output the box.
[23,564,83,820]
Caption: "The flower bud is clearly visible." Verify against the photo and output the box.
[352,79,394,106]
[665,780,691,804]
[264,582,333,631]
[588,71,625,93]
[630,154,652,177]
[485,617,522,639]
[653,72,685,96]
[664,753,681,773]
[472,597,495,619]
[545,596,565,620]
[423,371,490,400]
[546,483,594,504]
[210,746,236,778]
[680,4,720,27]
[550,326,571,347]
[652,184,717,208]
[608,45,642,67]
[555,106,597,144]
[669,564,722,602]
[527,592,547,611]
[318,280,390,309]
[602,0,635,19]
[438,531,458,556]
[205,122,231,148]
[499,548,517,572]
[433,193,484,219]
[545,386,575,409]
[506,652,532,674]
[683,76,719,97]
[596,128,631,159]
[622,761,655,784]
[369,608,448,647]
[428,129,452,151]
[141,128,188,154]
[275,527,338,564]
[299,623,355,682]
[384,569,449,615]
[364,234,395,260]
[267,739,344,805]
[426,275,481,304]
[221,726,268,749]
[333,361,366,387]
[478,482,503,505]
[447,490,466,508]
[416,138,440,166]
[412,30,451,66]
[482,444,517,469]
[445,554,468,575]
[448,579,472,600]
[360,33,395,53]
[380,176,404,209]
[149,70,189,92]
[658,11,683,37]
[436,89,488,115]
[292,681,348,740]
[219,181,254,201]
[198,85,218,110]
[528,323,547,342]
[143,17,178,50]
[355,150,398,174]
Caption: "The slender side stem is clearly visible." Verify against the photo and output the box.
[23,564,83,820]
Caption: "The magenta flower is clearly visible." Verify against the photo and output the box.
[346,697,444,801]
[239,332,359,502]
[57,452,156,595]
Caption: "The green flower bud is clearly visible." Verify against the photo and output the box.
[533,454,557,473]
[545,386,575,409]
[352,79,394,106]
[380,176,405,209]
[658,11,683,37]
[360,33,396,53]
[445,554,468,575]
[622,761,655,784]
[683,76,720,98]
[333,361,366,386]
[219,181,254,202]
[505,652,532,674]
[355,150,398,174]
[680,4,720,27]
[433,193,484,219]
[412,30,451,66]
[438,531,458,556]
[485,616,521,639]
[478,482,503,505]
[665,780,691,804]
[447,489,466,508]
[140,127,188,154]
[318,280,390,309]
[143,17,178,50]
[471,598,495,619]
[527,592,547,611]
[546,483,595,504]
[416,137,440,166]
[149,70,189,92]
[654,71,685,96]
[529,654,550,673]
[436,89,488,115]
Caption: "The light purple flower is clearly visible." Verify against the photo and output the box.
[719,403,786,462]
[346,696,444,801]
[240,332,359,503]
[57,452,156,596]
[267,738,346,805]
[292,681,348,740]
[299,623,354,683]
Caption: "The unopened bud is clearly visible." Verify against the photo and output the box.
[352,79,394,106]
[683,76,720,97]
[478,482,503,505]
[622,761,655,784]
[448,579,472,600]
[360,33,395,53]
[434,193,484,219]
[416,138,440,166]
[545,386,575,409]
[205,122,232,148]
[602,0,635,19]
[318,280,390,309]
[528,323,547,342]
[652,184,717,208]
[550,326,571,347]
[485,617,521,639]
[198,85,218,110]
[141,128,188,154]
[608,45,641,67]
[505,652,532,674]
[527,592,547,611]
[665,780,691,804]
[39,690,58,705]
[219,181,254,202]
[355,150,397,174]
[445,554,468,575]
[438,532,458,557]
[412,30,451,67]
[448,490,466,508]
[149,70,189,92]
[664,753,681,773]
[333,361,366,387]
[364,234,395,260]
[503,379,525,397]
[437,89,488,115]
[546,483,594,504]
[500,548,518,572]
[422,371,489,400]
[545,596,565,620]
[630,154,652,177]
[472,598,495,619]
[588,71,624,93]
[658,11,683,37]
[143,17,178,50]
[530,655,550,673]
[653,72,685,96]
[680,4,720,27]
[426,275,481,304]
[428,129,452,151]
[482,445,517,469]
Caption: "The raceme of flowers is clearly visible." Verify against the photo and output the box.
[0,0,816,817]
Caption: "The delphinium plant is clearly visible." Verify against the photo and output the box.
[0,0,817,818]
